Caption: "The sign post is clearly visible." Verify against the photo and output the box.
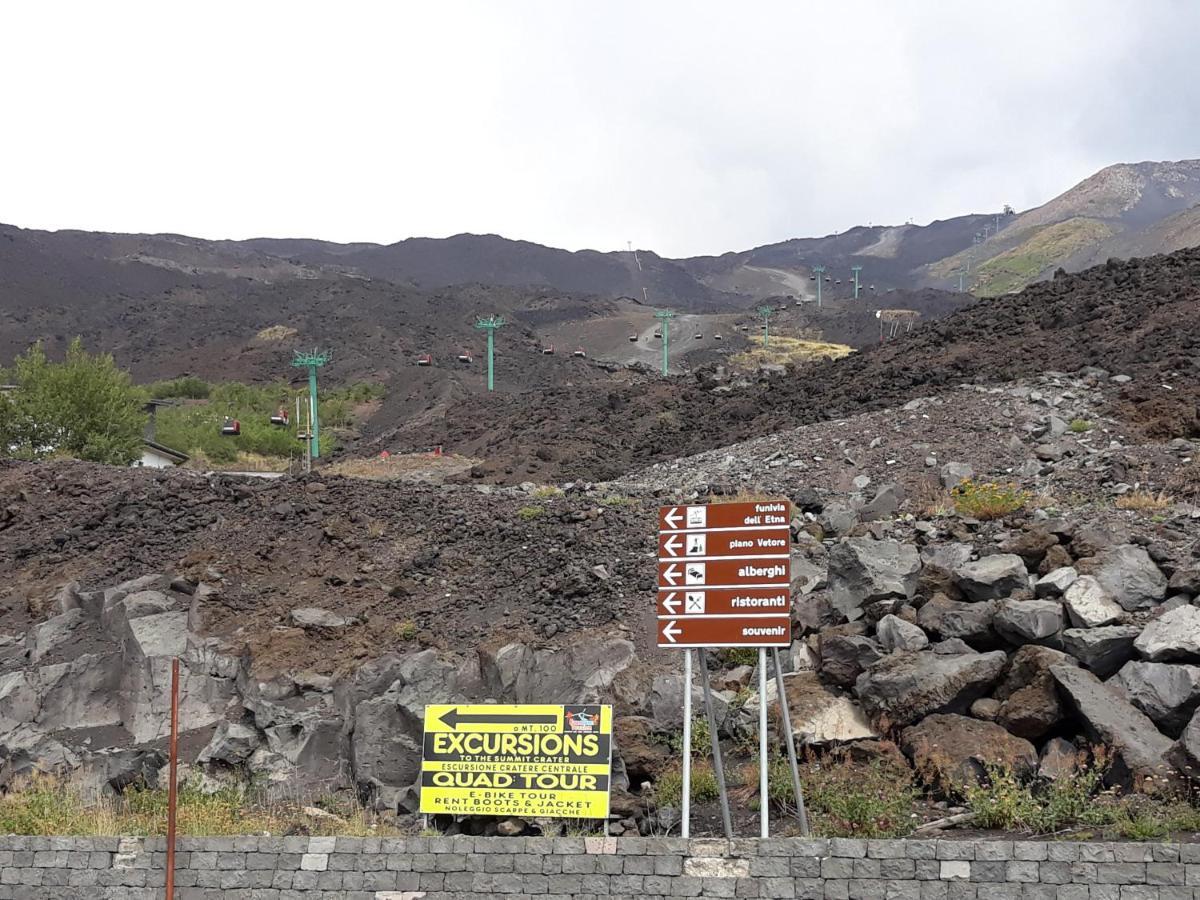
[419,704,612,820]
[657,500,802,838]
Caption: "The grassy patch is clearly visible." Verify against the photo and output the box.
[255,325,299,342]
[530,486,563,499]
[0,775,404,837]
[516,506,545,521]
[970,218,1116,296]
[764,755,917,838]
[599,494,637,507]
[393,620,418,641]
[654,762,721,807]
[1069,418,1093,433]
[951,480,1030,520]
[730,336,852,370]
[1115,490,1172,512]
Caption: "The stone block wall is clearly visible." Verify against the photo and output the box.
[0,835,1198,899]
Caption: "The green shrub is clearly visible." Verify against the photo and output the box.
[791,757,918,838]
[516,506,545,521]
[951,480,1030,520]
[1069,418,1093,433]
[654,762,721,806]
[665,717,711,757]
[147,376,211,399]
[1,339,146,465]
[720,648,759,667]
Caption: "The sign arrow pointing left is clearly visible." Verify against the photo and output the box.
[663,507,683,528]
[438,708,559,730]
[661,620,681,644]
[661,564,681,586]
[663,534,683,557]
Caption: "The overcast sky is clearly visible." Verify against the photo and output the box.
[3,1,1198,257]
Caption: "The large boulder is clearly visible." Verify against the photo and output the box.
[993,646,1078,741]
[1112,661,1200,738]
[1039,737,1081,780]
[1035,567,1078,598]
[351,649,461,811]
[648,673,729,728]
[854,650,1007,727]
[1062,626,1140,678]
[916,596,996,645]
[900,714,1036,794]
[776,671,877,745]
[953,555,1029,602]
[613,716,670,786]
[876,615,929,652]
[1063,576,1124,628]
[34,653,125,733]
[1134,606,1200,662]
[1086,545,1167,611]
[818,633,882,688]
[993,599,1063,644]
[1000,528,1059,571]
[826,538,921,621]
[1050,664,1179,789]
[198,722,262,765]
[1168,709,1200,778]
[479,637,637,704]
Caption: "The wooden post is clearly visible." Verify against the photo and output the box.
[166,657,180,900]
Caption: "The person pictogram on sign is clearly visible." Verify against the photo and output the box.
[686,534,706,556]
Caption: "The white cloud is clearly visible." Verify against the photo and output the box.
[1,0,1196,256]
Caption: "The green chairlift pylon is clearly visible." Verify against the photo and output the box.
[757,305,775,347]
[851,265,863,300]
[291,349,331,459]
[654,309,677,376]
[812,265,825,307]
[474,315,506,391]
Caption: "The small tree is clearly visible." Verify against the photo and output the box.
[0,339,146,465]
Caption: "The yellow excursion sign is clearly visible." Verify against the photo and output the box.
[419,704,612,819]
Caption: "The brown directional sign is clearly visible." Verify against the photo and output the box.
[657,529,790,559]
[656,501,793,649]
[658,502,790,532]
[657,558,789,589]
[658,615,791,647]
[657,587,790,617]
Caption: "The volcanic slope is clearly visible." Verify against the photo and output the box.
[365,249,1200,482]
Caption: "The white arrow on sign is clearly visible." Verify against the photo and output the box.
[661,620,681,643]
[663,507,683,528]
[662,534,683,557]
[662,592,681,614]
[661,564,681,586]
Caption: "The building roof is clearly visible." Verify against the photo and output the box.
[142,440,189,464]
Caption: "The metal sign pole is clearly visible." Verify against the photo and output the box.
[696,648,733,840]
[758,647,769,838]
[771,647,810,836]
[681,649,692,838]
